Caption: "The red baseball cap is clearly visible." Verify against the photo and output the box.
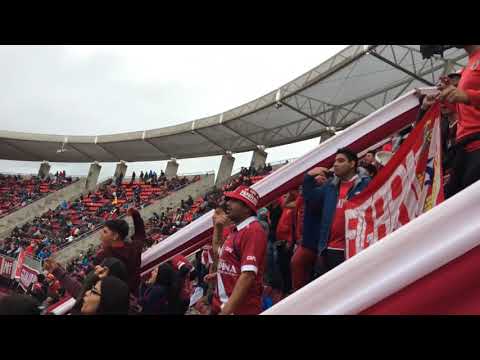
[224,185,260,214]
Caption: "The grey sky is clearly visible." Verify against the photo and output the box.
[0,45,348,179]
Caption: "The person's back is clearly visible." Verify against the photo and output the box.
[0,294,40,315]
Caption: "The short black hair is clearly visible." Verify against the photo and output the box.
[336,148,358,167]
[104,220,129,240]
[364,164,378,177]
[366,150,376,156]
[447,73,461,79]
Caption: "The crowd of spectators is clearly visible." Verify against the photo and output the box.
[4,45,480,315]
[0,174,199,261]
[0,171,77,219]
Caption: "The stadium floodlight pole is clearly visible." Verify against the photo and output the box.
[368,49,435,86]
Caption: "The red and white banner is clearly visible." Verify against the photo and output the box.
[51,88,436,315]
[0,255,16,279]
[140,89,429,274]
[263,178,480,315]
[14,249,26,279]
[345,103,444,259]
[18,264,40,292]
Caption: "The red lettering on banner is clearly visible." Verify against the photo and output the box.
[348,237,356,258]
[0,256,15,279]
[4,260,13,278]
[345,104,444,259]
[374,198,384,219]
[398,203,411,226]
[364,206,374,248]
[377,224,387,240]
[348,218,358,230]
[391,176,403,200]
[410,183,419,202]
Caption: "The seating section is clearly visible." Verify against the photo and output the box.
[0,174,199,261]
[0,173,77,219]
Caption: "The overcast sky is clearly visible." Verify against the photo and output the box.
[0,45,348,180]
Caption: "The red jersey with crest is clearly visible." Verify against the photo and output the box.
[214,216,267,315]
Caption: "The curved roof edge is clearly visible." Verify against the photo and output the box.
[2,45,465,163]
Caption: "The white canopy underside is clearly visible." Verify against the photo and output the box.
[0,45,468,163]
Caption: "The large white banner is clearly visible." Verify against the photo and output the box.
[345,103,444,258]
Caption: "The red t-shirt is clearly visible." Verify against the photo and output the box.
[328,178,356,251]
[214,217,267,315]
[295,195,304,242]
[24,245,35,257]
[456,48,480,152]
[276,196,296,244]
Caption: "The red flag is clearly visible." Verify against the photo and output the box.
[345,103,444,259]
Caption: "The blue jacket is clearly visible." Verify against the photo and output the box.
[302,172,371,254]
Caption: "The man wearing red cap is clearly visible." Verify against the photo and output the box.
[210,185,267,315]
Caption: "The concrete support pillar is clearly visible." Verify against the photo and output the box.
[38,161,51,180]
[215,154,235,187]
[250,149,268,170]
[85,162,102,191]
[113,160,127,184]
[165,159,179,179]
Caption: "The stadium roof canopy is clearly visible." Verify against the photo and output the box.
[0,45,468,163]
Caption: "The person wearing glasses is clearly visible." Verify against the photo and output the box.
[80,276,130,315]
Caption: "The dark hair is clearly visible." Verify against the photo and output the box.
[72,258,128,313]
[364,164,378,178]
[178,265,191,278]
[96,276,130,315]
[37,274,45,282]
[155,263,183,314]
[0,294,40,315]
[104,220,129,240]
[336,148,358,168]
[100,257,128,283]
[447,73,461,79]
[366,150,376,156]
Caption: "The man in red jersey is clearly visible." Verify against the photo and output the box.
[210,185,267,315]
[438,45,480,197]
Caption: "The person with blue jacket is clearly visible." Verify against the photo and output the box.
[291,148,371,292]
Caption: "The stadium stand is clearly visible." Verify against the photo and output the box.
[0,172,77,219]
[0,174,199,261]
